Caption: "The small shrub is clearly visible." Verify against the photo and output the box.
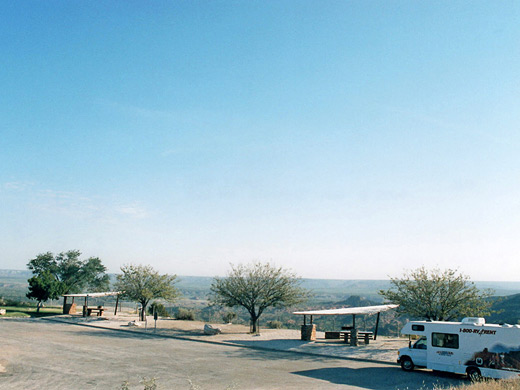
[268,320,283,329]
[148,302,170,318]
[222,311,237,324]
[140,377,157,390]
[176,308,195,321]
[121,377,157,390]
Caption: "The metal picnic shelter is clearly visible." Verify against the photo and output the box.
[294,304,398,341]
[62,291,122,317]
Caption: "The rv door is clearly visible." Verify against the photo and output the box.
[411,336,427,367]
[429,331,462,372]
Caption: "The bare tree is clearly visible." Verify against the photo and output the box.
[210,262,309,333]
[115,264,180,321]
[379,267,493,321]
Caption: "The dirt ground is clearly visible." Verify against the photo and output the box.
[0,316,466,389]
[53,312,407,363]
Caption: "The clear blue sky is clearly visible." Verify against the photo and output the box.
[1,1,519,280]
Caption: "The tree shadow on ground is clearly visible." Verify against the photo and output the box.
[223,338,396,363]
[1,308,62,318]
[155,328,205,336]
[62,327,162,340]
[226,338,313,351]
[293,366,465,389]
[61,326,253,346]
[221,342,354,363]
[65,327,335,363]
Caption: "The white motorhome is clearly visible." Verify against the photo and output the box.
[398,317,520,380]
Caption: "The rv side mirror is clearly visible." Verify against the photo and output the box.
[409,340,412,348]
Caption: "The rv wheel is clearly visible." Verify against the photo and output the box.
[400,357,414,372]
[466,367,481,382]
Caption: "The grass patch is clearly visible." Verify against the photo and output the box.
[443,379,520,390]
[0,306,62,318]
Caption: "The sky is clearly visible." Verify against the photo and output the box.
[1,1,519,281]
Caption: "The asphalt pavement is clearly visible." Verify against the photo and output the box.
[0,318,466,389]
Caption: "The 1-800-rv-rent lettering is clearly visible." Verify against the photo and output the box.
[398,317,520,381]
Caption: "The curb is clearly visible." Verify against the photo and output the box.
[41,316,394,366]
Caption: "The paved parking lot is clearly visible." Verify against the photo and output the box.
[0,318,465,389]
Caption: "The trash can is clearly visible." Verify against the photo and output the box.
[301,324,316,341]
[63,303,77,314]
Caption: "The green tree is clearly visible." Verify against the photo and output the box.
[209,262,309,333]
[379,267,493,321]
[114,264,180,321]
[26,250,110,303]
[76,256,111,292]
[26,271,63,312]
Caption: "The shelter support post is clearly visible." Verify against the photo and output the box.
[114,294,119,316]
[350,327,358,346]
[374,312,381,340]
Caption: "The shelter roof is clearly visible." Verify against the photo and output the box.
[293,304,398,316]
[62,291,121,298]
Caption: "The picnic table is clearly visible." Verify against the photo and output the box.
[86,306,105,316]
[325,328,374,344]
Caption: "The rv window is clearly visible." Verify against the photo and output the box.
[412,325,425,331]
[413,336,427,349]
[432,332,459,349]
